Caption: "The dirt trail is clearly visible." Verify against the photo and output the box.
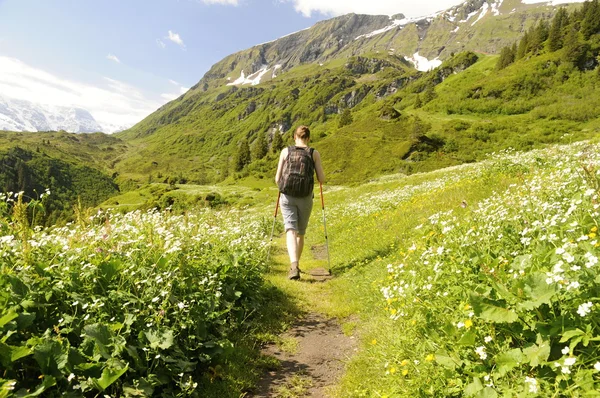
[252,313,357,397]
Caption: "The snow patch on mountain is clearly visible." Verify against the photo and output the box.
[227,65,271,86]
[405,53,442,72]
[471,2,489,26]
[491,0,504,15]
[460,8,481,23]
[355,18,408,40]
[0,96,105,133]
[272,64,282,79]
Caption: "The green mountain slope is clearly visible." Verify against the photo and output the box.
[3,1,599,211]
[0,146,119,224]
[112,1,597,186]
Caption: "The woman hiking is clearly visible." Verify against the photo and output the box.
[275,125,326,280]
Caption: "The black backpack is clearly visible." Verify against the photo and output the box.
[278,146,315,197]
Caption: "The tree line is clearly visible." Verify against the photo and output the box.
[497,0,600,70]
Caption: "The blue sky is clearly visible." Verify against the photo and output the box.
[0,0,478,129]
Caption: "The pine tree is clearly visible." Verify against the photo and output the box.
[414,94,423,109]
[531,21,549,54]
[547,9,567,52]
[422,85,436,103]
[338,108,353,128]
[271,131,284,153]
[563,27,584,66]
[251,132,268,161]
[517,31,530,59]
[581,0,600,39]
[496,45,516,70]
[234,139,251,171]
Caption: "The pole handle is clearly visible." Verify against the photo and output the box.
[274,192,281,217]
[319,182,325,210]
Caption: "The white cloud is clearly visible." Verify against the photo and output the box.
[167,30,186,48]
[161,93,179,101]
[285,0,465,18]
[160,84,189,102]
[106,54,121,63]
[0,56,163,128]
[522,0,585,4]
[156,39,166,49]
[201,0,239,4]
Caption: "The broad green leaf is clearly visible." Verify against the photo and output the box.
[123,378,154,397]
[19,300,35,310]
[145,329,173,350]
[575,368,595,392]
[434,349,460,369]
[145,330,160,349]
[0,342,11,367]
[92,364,129,391]
[0,311,17,329]
[16,312,35,330]
[476,387,498,398]
[10,345,32,362]
[560,329,585,343]
[464,377,484,397]
[33,340,68,376]
[84,324,112,359]
[523,342,550,368]
[158,330,173,350]
[458,330,477,346]
[471,295,518,324]
[511,254,532,270]
[14,375,56,397]
[99,260,121,282]
[494,348,524,377]
[516,272,556,310]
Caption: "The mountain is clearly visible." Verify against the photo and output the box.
[192,0,579,91]
[112,0,595,185]
[0,96,105,133]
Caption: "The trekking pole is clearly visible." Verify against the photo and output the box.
[266,192,281,263]
[320,182,331,274]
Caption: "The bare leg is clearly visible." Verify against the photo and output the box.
[296,234,305,261]
[287,229,301,280]
[286,229,299,263]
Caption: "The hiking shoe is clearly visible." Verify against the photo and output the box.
[288,262,300,280]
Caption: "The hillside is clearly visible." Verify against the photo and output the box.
[4,137,600,396]
[112,0,596,186]
[2,0,599,216]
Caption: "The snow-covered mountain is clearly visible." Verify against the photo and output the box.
[0,96,105,133]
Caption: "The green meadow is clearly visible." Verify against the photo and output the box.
[3,139,600,396]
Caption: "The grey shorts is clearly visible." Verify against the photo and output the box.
[280,193,314,235]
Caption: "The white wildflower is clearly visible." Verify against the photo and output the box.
[577,302,593,317]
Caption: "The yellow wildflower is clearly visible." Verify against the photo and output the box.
[425,354,435,362]
[592,226,598,233]
[465,319,473,329]
[402,369,409,376]
[371,339,377,345]
[589,232,597,239]
[389,367,397,374]
[401,360,409,366]
[464,304,471,310]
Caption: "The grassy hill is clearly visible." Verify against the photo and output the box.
[4,137,600,396]
[2,1,600,222]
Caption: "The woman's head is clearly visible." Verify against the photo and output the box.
[294,125,310,142]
